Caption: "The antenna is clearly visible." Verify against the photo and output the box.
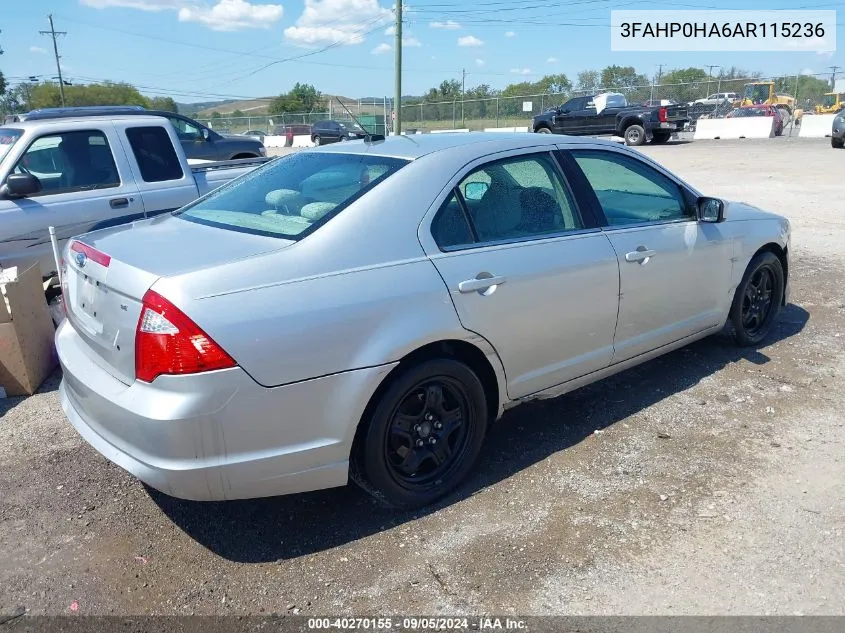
[333,97,385,143]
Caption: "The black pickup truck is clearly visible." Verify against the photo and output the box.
[533,93,689,146]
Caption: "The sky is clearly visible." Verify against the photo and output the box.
[1,0,842,104]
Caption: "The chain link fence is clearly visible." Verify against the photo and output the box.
[192,72,837,136]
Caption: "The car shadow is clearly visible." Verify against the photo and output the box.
[149,304,808,563]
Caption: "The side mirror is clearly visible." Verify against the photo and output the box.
[697,197,725,223]
[3,173,42,198]
[464,181,489,201]
[201,128,210,141]
[560,108,570,114]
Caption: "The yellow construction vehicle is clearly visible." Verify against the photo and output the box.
[815,92,844,114]
[738,82,795,107]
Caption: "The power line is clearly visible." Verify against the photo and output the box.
[39,14,68,106]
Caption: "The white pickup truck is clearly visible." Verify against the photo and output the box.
[0,114,271,277]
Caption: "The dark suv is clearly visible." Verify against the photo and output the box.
[311,120,366,145]
[6,106,266,161]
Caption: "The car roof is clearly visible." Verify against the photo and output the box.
[2,114,175,131]
[309,131,604,160]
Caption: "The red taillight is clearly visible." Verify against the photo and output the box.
[135,289,236,383]
[70,240,111,267]
[658,107,668,123]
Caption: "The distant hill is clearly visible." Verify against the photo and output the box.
[175,99,236,115]
[176,94,396,119]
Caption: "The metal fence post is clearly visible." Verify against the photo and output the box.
[496,97,499,129]
[452,100,456,128]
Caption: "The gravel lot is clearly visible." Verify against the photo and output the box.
[1,137,844,617]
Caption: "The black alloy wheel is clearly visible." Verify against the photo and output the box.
[351,359,487,509]
[730,251,784,346]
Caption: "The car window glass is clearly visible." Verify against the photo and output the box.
[125,126,185,183]
[456,153,583,243]
[431,191,474,249]
[12,130,120,195]
[571,150,690,226]
[168,116,202,140]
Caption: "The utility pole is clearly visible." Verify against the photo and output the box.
[705,64,720,98]
[40,15,67,106]
[461,67,466,126]
[650,63,663,102]
[829,65,840,90]
[393,0,402,135]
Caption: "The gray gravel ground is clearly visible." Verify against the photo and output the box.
[1,137,844,617]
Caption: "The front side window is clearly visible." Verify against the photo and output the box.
[12,130,120,194]
[177,152,409,239]
[168,116,202,140]
[571,149,690,226]
[433,153,582,248]
[126,126,185,183]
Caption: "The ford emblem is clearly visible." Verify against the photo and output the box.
[75,252,87,268]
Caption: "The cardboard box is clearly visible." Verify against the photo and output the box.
[0,262,58,397]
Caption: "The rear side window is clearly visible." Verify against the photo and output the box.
[126,126,184,183]
[176,152,409,239]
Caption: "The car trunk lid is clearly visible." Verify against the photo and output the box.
[63,215,293,385]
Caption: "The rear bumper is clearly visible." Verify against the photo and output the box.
[57,319,396,501]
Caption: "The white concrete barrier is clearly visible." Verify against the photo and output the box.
[430,128,470,134]
[292,135,315,148]
[693,117,775,140]
[262,134,288,148]
[483,126,530,133]
[799,113,836,138]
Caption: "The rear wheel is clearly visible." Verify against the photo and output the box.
[351,359,488,509]
[624,124,646,146]
[651,132,671,144]
[832,137,844,148]
[535,126,552,134]
[730,252,784,346]
[313,135,321,146]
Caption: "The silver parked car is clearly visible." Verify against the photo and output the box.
[57,133,791,509]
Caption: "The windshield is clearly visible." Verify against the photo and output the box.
[743,84,770,104]
[0,129,23,164]
[733,107,769,117]
[177,152,409,239]
[823,94,837,107]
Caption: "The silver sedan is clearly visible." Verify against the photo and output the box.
[56,133,791,509]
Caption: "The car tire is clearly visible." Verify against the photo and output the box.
[651,132,671,144]
[624,124,646,146]
[313,135,321,146]
[730,251,784,347]
[535,126,552,134]
[831,137,844,148]
[340,136,348,142]
[350,359,488,509]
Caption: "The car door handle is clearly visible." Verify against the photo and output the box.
[458,275,507,293]
[109,198,129,209]
[625,248,657,262]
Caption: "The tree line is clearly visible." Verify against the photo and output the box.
[0,79,178,114]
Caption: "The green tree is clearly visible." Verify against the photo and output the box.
[269,83,324,114]
[210,111,222,119]
[0,71,6,97]
[600,65,648,92]
[660,67,709,102]
[149,96,178,112]
[232,109,245,117]
[774,74,830,105]
[576,70,600,93]
[29,81,151,109]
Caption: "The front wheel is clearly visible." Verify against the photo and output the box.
[730,251,784,346]
[624,124,646,146]
[350,359,488,509]
[535,126,552,134]
[832,137,844,148]
[313,135,321,146]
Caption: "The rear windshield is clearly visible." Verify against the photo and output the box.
[176,151,409,239]
[0,129,23,164]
